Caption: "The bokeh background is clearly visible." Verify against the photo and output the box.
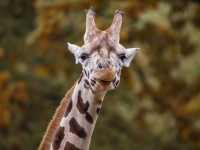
[0,0,200,149]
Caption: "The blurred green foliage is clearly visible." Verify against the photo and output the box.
[0,0,200,150]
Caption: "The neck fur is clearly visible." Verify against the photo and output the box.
[39,72,107,150]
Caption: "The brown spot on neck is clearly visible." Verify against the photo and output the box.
[64,141,82,150]
[64,100,73,117]
[69,117,87,139]
[113,77,116,83]
[78,72,84,84]
[97,108,100,115]
[84,79,90,86]
[85,113,93,124]
[91,82,95,87]
[77,90,94,124]
[84,69,88,78]
[77,91,89,113]
[91,79,96,84]
[114,80,119,88]
[52,127,65,150]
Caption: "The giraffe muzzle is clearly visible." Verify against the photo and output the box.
[93,68,116,82]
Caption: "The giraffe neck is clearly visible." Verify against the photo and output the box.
[51,72,107,150]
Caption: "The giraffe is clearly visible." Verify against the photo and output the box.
[39,7,140,150]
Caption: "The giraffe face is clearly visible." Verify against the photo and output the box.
[67,7,139,92]
[68,33,139,91]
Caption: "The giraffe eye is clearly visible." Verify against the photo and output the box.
[119,54,127,62]
[79,54,88,61]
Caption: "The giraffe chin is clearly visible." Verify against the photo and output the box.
[96,79,111,86]
[93,68,116,91]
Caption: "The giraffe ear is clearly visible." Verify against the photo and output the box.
[123,48,140,67]
[67,43,81,64]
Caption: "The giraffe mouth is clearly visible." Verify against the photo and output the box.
[94,68,116,82]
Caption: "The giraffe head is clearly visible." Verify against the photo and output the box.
[68,7,139,92]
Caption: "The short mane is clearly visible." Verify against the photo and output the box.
[38,82,76,150]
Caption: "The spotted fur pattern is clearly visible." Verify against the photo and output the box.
[39,6,139,150]
[50,73,105,150]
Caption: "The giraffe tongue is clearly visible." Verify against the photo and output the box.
[94,68,116,82]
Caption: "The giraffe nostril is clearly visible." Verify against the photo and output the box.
[98,64,103,69]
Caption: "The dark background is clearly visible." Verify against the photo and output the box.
[0,0,200,149]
